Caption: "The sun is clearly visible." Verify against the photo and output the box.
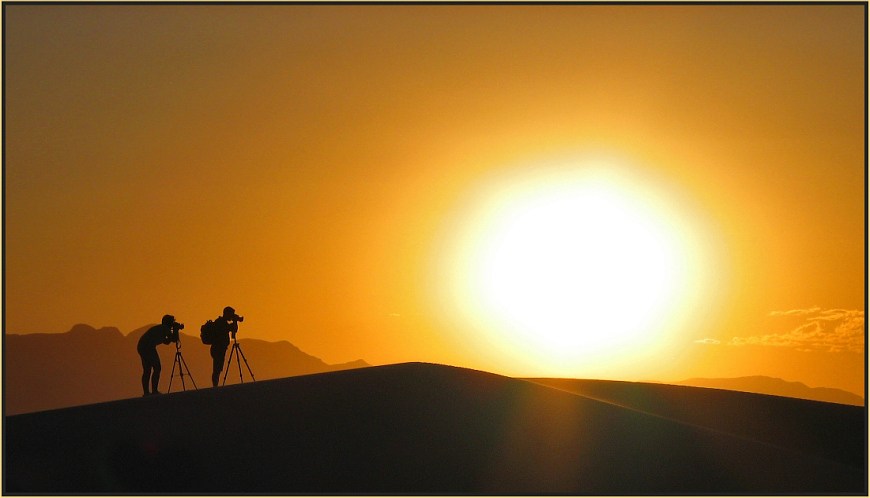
[433,159,700,371]
[477,182,679,353]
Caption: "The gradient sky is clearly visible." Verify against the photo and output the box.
[5,4,865,395]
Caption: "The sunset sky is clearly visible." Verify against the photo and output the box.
[5,4,865,395]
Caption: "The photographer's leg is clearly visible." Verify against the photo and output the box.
[142,365,151,396]
[210,345,225,387]
[139,351,152,395]
[152,359,162,394]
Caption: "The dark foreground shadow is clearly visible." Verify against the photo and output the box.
[525,377,866,470]
[5,363,866,494]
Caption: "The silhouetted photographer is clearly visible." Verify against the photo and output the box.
[137,314,183,396]
[204,306,243,387]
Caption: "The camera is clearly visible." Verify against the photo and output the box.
[232,315,244,323]
[169,322,184,343]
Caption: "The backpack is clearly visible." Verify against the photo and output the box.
[200,319,219,345]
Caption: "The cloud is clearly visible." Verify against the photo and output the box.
[694,338,721,345]
[730,308,864,353]
[767,307,821,317]
[817,309,864,321]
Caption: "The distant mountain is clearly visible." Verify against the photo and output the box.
[4,324,370,415]
[673,376,864,406]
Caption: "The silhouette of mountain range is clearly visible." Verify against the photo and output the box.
[673,375,864,406]
[4,324,369,415]
[6,363,864,494]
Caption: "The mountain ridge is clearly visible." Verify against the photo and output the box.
[5,323,370,415]
[673,375,864,406]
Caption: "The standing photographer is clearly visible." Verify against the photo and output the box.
[137,314,178,396]
[210,306,242,387]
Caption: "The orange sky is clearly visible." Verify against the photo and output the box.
[5,4,865,395]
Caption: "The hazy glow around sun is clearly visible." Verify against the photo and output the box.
[434,158,705,372]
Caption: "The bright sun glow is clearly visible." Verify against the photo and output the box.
[478,183,679,355]
[435,158,704,373]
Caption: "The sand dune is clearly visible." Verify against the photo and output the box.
[5,362,865,494]
[526,377,865,470]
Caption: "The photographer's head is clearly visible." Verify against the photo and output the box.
[162,314,175,327]
[223,306,244,322]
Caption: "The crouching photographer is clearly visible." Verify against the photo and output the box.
[137,314,184,396]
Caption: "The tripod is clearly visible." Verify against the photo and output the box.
[168,341,198,392]
[222,334,255,385]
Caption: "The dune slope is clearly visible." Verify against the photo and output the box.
[5,363,865,494]
[526,377,866,470]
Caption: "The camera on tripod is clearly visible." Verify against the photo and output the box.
[229,315,243,340]
[169,321,185,343]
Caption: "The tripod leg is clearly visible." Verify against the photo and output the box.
[236,345,256,382]
[179,353,198,390]
[235,344,244,383]
[168,354,179,393]
[222,346,234,386]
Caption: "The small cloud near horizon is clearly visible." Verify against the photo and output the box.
[767,307,821,317]
[730,308,864,353]
[695,338,721,345]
